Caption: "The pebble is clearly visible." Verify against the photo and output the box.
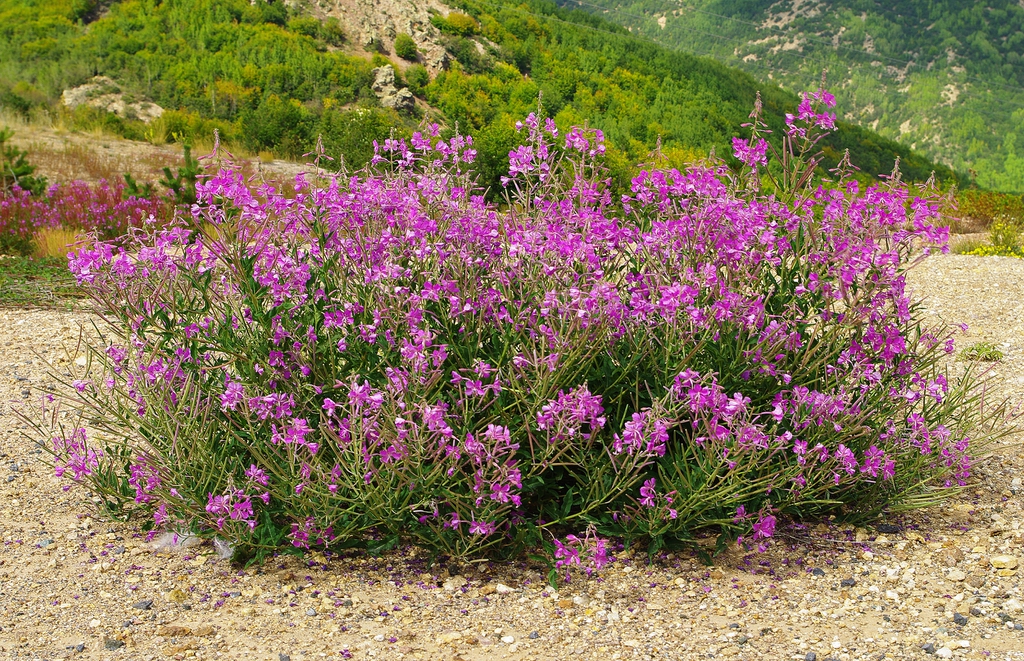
[810,567,825,576]
[947,569,966,581]
[528,631,539,639]
[840,577,856,587]
[500,635,515,644]
[990,555,1019,570]
[952,612,968,626]
[805,653,817,661]
[132,599,154,610]
[103,638,124,651]
[935,648,953,659]
[306,608,316,616]
[921,642,935,654]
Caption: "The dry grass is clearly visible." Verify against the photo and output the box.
[33,228,84,259]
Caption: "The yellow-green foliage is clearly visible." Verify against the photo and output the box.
[33,227,81,259]
[966,214,1024,257]
[0,0,958,192]
[959,342,1005,362]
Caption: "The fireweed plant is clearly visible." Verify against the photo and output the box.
[0,178,170,255]
[33,89,1008,576]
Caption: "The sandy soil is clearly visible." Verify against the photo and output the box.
[0,253,1022,661]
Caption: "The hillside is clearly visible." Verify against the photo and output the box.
[0,0,956,191]
[559,0,1024,193]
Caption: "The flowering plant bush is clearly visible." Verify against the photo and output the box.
[0,178,170,255]
[33,89,1007,570]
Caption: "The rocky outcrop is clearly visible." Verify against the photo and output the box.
[60,76,164,123]
[371,65,416,112]
[305,0,450,71]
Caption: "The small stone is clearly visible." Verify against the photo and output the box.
[1005,598,1024,613]
[529,631,539,639]
[969,606,983,617]
[947,569,966,581]
[167,588,188,604]
[935,648,953,659]
[340,599,353,607]
[132,599,154,610]
[494,583,514,594]
[936,548,964,567]
[966,576,985,589]
[279,655,291,661]
[921,643,935,654]
[805,653,818,661]
[952,612,968,626]
[103,638,124,651]
[442,576,467,591]
[500,635,515,644]
[990,555,1019,570]
[306,608,316,617]
[88,618,101,628]
[1014,623,1023,631]
[74,644,85,653]
[840,578,856,588]
[811,568,825,577]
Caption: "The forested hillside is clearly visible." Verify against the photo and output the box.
[561,0,1024,192]
[0,0,956,191]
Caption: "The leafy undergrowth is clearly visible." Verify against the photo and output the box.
[0,256,83,308]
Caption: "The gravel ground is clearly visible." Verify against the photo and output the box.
[1,253,1022,661]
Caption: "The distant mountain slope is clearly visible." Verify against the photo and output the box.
[0,0,956,190]
[559,0,1024,192]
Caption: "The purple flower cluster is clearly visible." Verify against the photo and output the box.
[1,179,169,249]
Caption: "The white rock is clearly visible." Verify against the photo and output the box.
[935,647,953,659]
[494,583,514,594]
[500,635,515,644]
[947,569,966,581]
[1003,598,1023,613]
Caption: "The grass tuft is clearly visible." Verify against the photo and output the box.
[959,342,1004,362]
[33,228,82,259]
[0,256,83,308]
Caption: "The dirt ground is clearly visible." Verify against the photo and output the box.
[4,121,307,189]
[0,254,1021,661]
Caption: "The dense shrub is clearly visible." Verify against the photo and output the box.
[405,65,430,95]
[394,33,419,61]
[36,91,1005,571]
[0,178,169,255]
